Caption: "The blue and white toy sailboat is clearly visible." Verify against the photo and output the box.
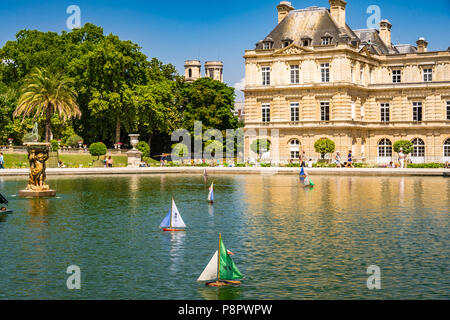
[208,182,214,204]
[160,199,186,232]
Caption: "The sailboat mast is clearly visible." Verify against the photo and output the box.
[170,198,173,229]
[217,233,221,281]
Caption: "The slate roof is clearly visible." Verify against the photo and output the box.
[256,7,358,49]
[255,6,419,56]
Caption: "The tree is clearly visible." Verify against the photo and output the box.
[314,138,336,160]
[13,67,81,142]
[69,33,149,145]
[89,142,107,160]
[250,139,271,161]
[66,134,83,148]
[393,140,413,155]
[136,141,150,158]
[181,78,240,134]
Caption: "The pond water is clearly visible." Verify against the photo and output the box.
[0,174,449,300]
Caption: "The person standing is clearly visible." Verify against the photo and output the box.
[0,152,4,169]
[345,150,354,168]
[398,148,405,168]
[335,152,342,168]
[300,150,306,168]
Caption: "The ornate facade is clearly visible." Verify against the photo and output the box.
[243,1,450,164]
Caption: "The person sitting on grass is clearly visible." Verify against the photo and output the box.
[388,161,395,168]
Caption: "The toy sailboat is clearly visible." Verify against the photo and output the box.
[160,199,186,232]
[0,192,12,214]
[300,168,315,187]
[208,182,214,204]
[197,234,243,287]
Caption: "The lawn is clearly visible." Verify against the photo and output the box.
[2,153,128,168]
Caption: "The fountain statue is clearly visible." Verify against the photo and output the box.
[19,124,56,198]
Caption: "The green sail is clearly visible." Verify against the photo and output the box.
[218,239,243,281]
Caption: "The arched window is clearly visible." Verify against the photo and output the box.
[290,139,300,159]
[188,68,192,78]
[378,138,392,157]
[411,138,425,157]
[444,139,450,159]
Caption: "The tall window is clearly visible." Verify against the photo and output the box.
[209,69,214,79]
[262,67,271,86]
[380,103,390,122]
[360,68,364,85]
[447,101,450,120]
[411,138,425,158]
[392,70,401,83]
[423,68,432,82]
[444,139,450,157]
[262,104,270,123]
[320,101,330,121]
[320,63,330,83]
[290,140,300,159]
[290,65,300,84]
[290,102,299,122]
[378,139,393,157]
[188,69,192,78]
[413,102,423,121]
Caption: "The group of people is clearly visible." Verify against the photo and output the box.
[334,151,355,168]
[103,156,114,168]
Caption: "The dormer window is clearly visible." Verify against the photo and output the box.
[262,37,274,50]
[321,33,333,45]
[282,38,293,48]
[321,37,331,45]
[301,36,312,47]
[263,42,272,50]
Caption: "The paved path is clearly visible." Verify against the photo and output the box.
[0,167,448,177]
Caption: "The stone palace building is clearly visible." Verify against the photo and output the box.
[243,0,450,164]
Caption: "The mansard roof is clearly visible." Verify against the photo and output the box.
[255,7,358,50]
[255,6,422,56]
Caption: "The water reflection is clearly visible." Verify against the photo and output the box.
[198,285,242,300]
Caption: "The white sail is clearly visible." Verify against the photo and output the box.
[197,251,218,281]
[171,200,186,229]
[208,182,214,202]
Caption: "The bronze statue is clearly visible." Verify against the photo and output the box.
[26,145,50,191]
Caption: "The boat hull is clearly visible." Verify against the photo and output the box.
[162,228,185,232]
[206,280,241,287]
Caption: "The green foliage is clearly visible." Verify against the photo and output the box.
[407,163,444,168]
[314,138,336,159]
[89,142,107,159]
[171,143,188,159]
[136,141,150,157]
[393,140,413,155]
[204,140,223,157]
[50,139,59,152]
[250,139,271,158]
[66,134,83,147]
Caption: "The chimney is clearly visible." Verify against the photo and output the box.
[379,19,392,48]
[276,1,294,24]
[329,0,347,28]
[416,37,428,53]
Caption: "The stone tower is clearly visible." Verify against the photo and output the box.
[184,60,201,83]
[204,61,224,82]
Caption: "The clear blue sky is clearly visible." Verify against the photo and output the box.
[1,0,449,100]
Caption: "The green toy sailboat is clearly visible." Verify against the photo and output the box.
[197,233,243,287]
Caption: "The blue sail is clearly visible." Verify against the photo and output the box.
[160,209,171,228]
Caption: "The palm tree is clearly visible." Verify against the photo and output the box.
[13,67,81,142]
